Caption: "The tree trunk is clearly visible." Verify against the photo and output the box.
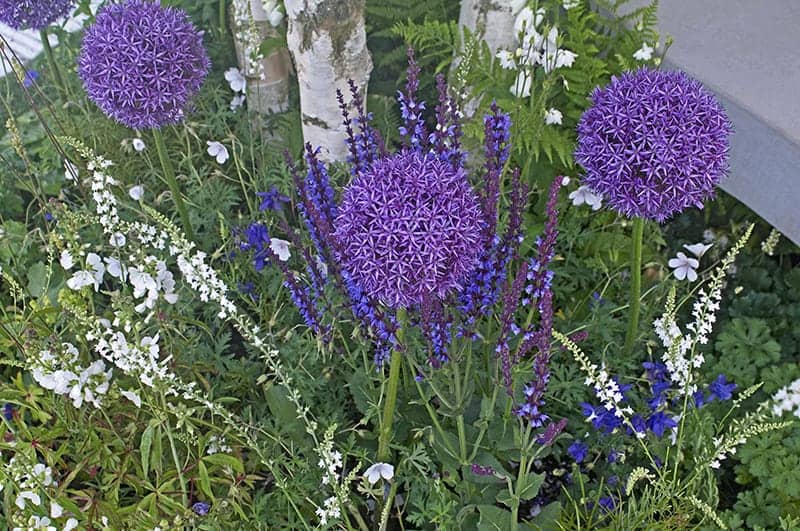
[231,0,291,115]
[284,0,372,161]
[458,0,518,54]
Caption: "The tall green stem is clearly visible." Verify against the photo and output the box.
[623,217,645,357]
[152,129,194,240]
[377,307,406,462]
[39,29,67,98]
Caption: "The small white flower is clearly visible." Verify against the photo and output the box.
[206,141,230,164]
[230,94,246,111]
[364,462,394,484]
[267,7,284,27]
[51,500,64,518]
[269,238,291,262]
[121,390,142,408]
[496,49,517,70]
[132,138,146,152]
[64,160,78,181]
[569,185,602,210]
[129,185,144,200]
[110,232,126,248]
[633,42,654,61]
[554,49,578,69]
[668,252,700,282]
[561,176,571,186]
[66,270,95,291]
[510,71,532,98]
[64,518,79,531]
[544,108,562,125]
[15,490,41,509]
[224,67,246,93]
[563,0,580,8]
[683,242,713,259]
[60,250,74,270]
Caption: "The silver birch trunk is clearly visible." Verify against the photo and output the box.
[231,0,291,115]
[284,0,373,161]
[458,0,518,54]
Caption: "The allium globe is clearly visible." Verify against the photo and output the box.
[0,0,74,30]
[334,151,485,308]
[575,68,732,222]
[78,0,210,129]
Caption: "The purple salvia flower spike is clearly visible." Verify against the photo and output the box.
[397,48,428,150]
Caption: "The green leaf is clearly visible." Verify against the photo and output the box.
[140,421,156,477]
[26,261,47,297]
[203,453,244,474]
[477,505,514,530]
[198,460,214,500]
[518,473,545,501]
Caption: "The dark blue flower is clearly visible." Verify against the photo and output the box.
[44,212,53,222]
[629,414,646,436]
[607,449,620,464]
[192,501,210,516]
[23,70,39,88]
[693,389,707,408]
[598,495,616,513]
[257,187,290,212]
[3,403,13,421]
[646,411,678,438]
[568,441,589,463]
[708,374,736,402]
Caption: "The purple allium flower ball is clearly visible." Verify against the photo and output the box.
[334,151,484,308]
[575,68,732,222]
[0,0,74,30]
[78,0,210,129]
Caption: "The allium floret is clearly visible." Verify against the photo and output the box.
[334,151,484,308]
[78,0,210,129]
[0,0,74,30]
[575,68,732,222]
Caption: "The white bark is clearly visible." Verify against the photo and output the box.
[231,0,291,115]
[458,0,518,54]
[284,0,372,161]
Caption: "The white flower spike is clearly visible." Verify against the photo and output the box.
[668,252,700,282]
[364,462,394,485]
[207,141,230,164]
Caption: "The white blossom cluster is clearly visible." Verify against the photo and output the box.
[654,226,753,396]
[317,443,343,486]
[315,496,341,527]
[555,331,633,422]
[231,1,284,81]
[30,343,112,409]
[206,435,233,455]
[771,378,800,418]
[495,5,578,99]
[1,456,79,530]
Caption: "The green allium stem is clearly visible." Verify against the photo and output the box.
[152,129,194,240]
[623,217,645,357]
[377,307,406,462]
[39,29,67,98]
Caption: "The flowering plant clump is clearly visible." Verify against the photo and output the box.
[0,0,74,30]
[78,0,210,129]
[575,68,732,222]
